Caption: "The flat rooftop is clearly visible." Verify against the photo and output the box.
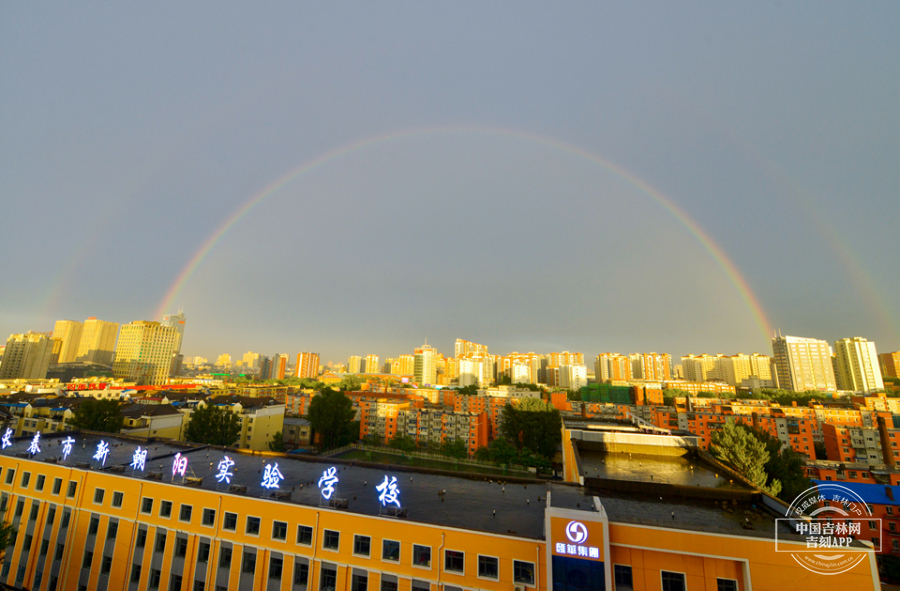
[3,432,795,542]
[580,451,747,490]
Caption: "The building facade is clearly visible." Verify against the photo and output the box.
[112,321,178,385]
[834,337,884,393]
[0,333,54,380]
[772,335,837,393]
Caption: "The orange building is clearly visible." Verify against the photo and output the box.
[295,352,320,379]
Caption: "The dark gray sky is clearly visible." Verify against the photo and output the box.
[2,3,898,365]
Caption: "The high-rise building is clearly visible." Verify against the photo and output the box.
[455,339,489,358]
[0,332,54,379]
[559,365,588,390]
[364,354,379,374]
[630,353,671,381]
[880,352,900,379]
[216,354,232,368]
[771,335,837,393]
[548,351,584,368]
[594,353,632,381]
[161,311,187,354]
[258,356,271,380]
[348,356,362,374]
[414,343,437,385]
[681,354,722,382]
[271,354,288,380]
[243,351,260,369]
[833,337,884,393]
[75,317,119,366]
[112,321,178,385]
[398,354,415,375]
[51,320,83,364]
[295,352,320,379]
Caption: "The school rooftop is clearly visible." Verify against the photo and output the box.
[3,431,798,542]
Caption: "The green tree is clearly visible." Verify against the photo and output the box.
[711,420,781,496]
[0,522,16,560]
[455,384,479,396]
[183,405,241,447]
[477,438,519,466]
[307,389,357,450]
[499,401,561,459]
[440,439,467,459]
[69,398,124,433]
[662,388,690,406]
[337,375,364,392]
[748,426,811,502]
[268,431,285,452]
[388,433,417,452]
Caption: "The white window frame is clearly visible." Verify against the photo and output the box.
[382,538,401,563]
[443,549,465,575]
[476,554,499,581]
[661,570,687,591]
[353,534,371,558]
[412,544,432,570]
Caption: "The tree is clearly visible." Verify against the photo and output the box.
[69,398,124,433]
[388,433,417,452]
[499,401,561,459]
[183,405,241,447]
[440,439,467,459]
[455,384,479,396]
[268,431,285,452]
[0,522,15,560]
[747,426,811,502]
[307,389,357,450]
[711,420,781,496]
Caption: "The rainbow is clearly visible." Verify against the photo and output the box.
[154,125,774,339]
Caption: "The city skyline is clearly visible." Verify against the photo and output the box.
[2,4,897,363]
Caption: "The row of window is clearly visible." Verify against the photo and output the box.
[2,468,78,499]
[613,565,738,591]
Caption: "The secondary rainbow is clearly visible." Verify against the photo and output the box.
[154,125,774,339]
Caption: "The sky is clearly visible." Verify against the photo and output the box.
[1,3,898,366]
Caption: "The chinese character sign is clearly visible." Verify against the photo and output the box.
[1,428,12,450]
[27,432,41,455]
[172,452,188,477]
[318,466,339,500]
[216,456,235,484]
[93,441,110,465]
[376,475,401,508]
[61,436,75,461]
[261,463,284,489]
[131,446,147,471]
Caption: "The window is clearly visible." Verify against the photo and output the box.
[141,497,153,514]
[101,555,112,576]
[242,550,256,573]
[179,504,192,522]
[93,488,104,504]
[269,556,283,580]
[889,506,895,515]
[297,525,313,545]
[131,565,142,583]
[294,562,309,586]
[411,580,430,591]
[112,491,124,508]
[40,539,49,556]
[873,537,881,548]
[717,579,738,591]
[52,478,62,495]
[445,550,464,574]
[160,500,172,518]
[155,531,167,552]
[193,581,204,591]
[272,520,287,541]
[20,472,30,489]
[88,516,99,535]
[219,547,232,568]
[323,530,340,550]
[351,572,368,591]
[382,539,400,562]
[514,560,535,586]
[149,568,161,590]
[82,551,93,569]
[14,499,23,517]
[869,521,878,530]
[413,545,431,568]
[202,508,216,527]
[55,543,65,561]
[66,480,77,498]
[320,566,337,591]
[661,571,686,591]
[170,574,182,589]
[136,529,147,548]
[29,503,39,521]
[354,535,371,557]
[223,512,237,532]
[246,516,260,535]
[22,534,32,551]
[614,565,633,590]
[46,506,56,525]
[175,537,188,558]
[381,579,398,591]
[478,555,498,579]
[107,521,118,540]
[36,474,45,492]
[197,541,210,563]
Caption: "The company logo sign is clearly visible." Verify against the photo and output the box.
[566,521,588,544]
